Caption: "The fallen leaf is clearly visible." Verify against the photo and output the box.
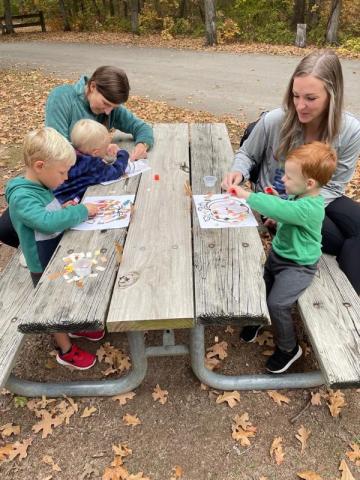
[112,443,132,458]
[225,325,234,334]
[297,471,324,480]
[42,454,62,472]
[206,341,228,360]
[122,413,141,427]
[327,389,346,417]
[216,391,240,408]
[172,465,183,478]
[0,437,33,462]
[14,396,28,408]
[128,473,151,480]
[261,349,274,356]
[32,410,57,438]
[200,383,209,390]
[346,443,360,466]
[81,406,97,418]
[310,392,322,406]
[254,330,274,346]
[231,412,257,446]
[339,460,355,480]
[112,392,136,405]
[152,384,168,405]
[0,423,20,438]
[295,425,311,453]
[204,357,221,370]
[270,437,285,465]
[267,390,290,406]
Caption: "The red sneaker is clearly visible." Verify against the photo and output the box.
[69,330,105,342]
[56,344,96,370]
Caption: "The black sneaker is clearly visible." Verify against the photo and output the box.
[240,325,262,343]
[266,344,303,374]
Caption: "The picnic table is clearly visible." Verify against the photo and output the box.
[4,123,348,397]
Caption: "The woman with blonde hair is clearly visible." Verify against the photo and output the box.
[223,50,360,342]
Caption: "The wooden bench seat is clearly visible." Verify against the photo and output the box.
[0,251,33,388]
[1,12,46,34]
[298,254,360,388]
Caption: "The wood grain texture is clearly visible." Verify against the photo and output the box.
[298,254,360,387]
[18,141,140,334]
[0,252,32,386]
[190,123,270,326]
[107,124,194,332]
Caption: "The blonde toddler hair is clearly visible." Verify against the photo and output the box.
[24,127,76,167]
[71,119,110,153]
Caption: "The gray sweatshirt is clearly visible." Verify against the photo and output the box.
[231,108,360,206]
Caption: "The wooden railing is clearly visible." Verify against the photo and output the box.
[1,11,46,34]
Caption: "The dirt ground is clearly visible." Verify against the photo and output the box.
[0,66,359,480]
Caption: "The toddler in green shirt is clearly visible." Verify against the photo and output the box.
[229,141,337,374]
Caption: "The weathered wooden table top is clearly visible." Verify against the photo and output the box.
[18,123,270,334]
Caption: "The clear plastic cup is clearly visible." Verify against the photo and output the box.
[73,258,92,277]
[203,175,217,187]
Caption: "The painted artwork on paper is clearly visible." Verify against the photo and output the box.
[72,195,135,231]
[193,194,258,229]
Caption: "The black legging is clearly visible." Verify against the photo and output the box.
[1,196,360,292]
[322,196,360,294]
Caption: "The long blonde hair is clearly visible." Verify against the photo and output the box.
[278,50,344,159]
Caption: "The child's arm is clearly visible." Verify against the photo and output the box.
[228,185,251,200]
[99,148,129,181]
[14,194,90,234]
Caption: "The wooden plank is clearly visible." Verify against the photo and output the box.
[0,251,33,387]
[107,124,194,332]
[190,123,270,326]
[298,254,360,387]
[17,140,140,334]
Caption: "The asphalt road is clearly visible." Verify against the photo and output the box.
[1,41,359,121]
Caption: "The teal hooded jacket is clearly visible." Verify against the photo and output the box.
[6,177,88,273]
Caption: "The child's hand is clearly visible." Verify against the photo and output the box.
[264,186,279,196]
[106,143,120,157]
[61,198,79,208]
[227,185,250,199]
[85,203,99,218]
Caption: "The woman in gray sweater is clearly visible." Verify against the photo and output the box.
[223,50,360,309]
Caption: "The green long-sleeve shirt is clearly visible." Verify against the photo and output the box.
[6,177,88,273]
[45,76,154,147]
[247,192,324,265]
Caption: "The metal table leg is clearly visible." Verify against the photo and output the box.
[6,332,147,397]
[190,325,324,390]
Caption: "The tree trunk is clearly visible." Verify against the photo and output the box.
[292,0,306,30]
[326,0,342,44]
[109,0,115,16]
[295,23,307,47]
[179,0,187,18]
[58,0,72,31]
[204,0,216,46]
[130,0,139,33]
[307,0,321,28]
[3,0,14,34]
[91,0,102,20]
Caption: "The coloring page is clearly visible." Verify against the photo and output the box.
[101,160,151,185]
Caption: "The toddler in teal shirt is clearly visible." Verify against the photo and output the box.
[229,142,337,373]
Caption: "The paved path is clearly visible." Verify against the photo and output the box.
[1,42,359,121]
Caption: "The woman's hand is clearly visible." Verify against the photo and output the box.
[130,143,148,161]
[221,171,243,190]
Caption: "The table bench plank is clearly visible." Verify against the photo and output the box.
[190,123,270,326]
[298,254,360,387]
[0,251,32,387]
[107,123,194,331]
[18,142,140,334]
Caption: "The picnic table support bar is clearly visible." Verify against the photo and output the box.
[5,332,147,397]
[190,325,324,390]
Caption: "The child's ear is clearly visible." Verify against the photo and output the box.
[33,160,45,172]
[306,178,318,190]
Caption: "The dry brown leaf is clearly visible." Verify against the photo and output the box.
[171,465,183,478]
[122,413,141,427]
[112,443,132,458]
[0,437,33,463]
[327,389,346,417]
[206,341,228,360]
[231,412,257,446]
[254,330,274,346]
[204,357,221,371]
[233,413,253,431]
[42,454,61,472]
[0,423,20,438]
[128,473,151,480]
[346,443,360,466]
[81,406,97,418]
[339,460,355,480]
[152,384,169,405]
[270,437,285,465]
[261,349,274,356]
[112,392,136,405]
[216,391,240,408]
[225,325,234,334]
[32,410,56,438]
[200,383,209,390]
[267,390,290,406]
[310,392,322,406]
[297,471,324,480]
[295,425,311,453]
[103,464,129,480]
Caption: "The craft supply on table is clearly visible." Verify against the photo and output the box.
[203,175,217,188]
